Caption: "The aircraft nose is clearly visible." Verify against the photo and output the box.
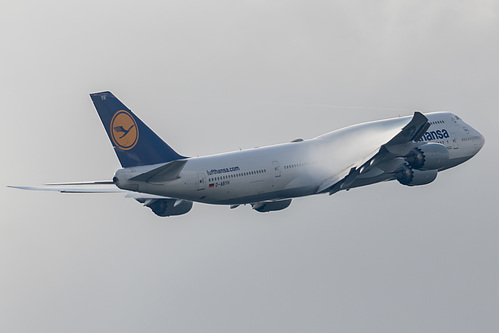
[472,127,485,152]
[478,132,485,149]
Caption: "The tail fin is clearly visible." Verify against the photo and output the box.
[90,91,185,168]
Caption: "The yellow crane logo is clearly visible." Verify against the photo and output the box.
[110,110,138,150]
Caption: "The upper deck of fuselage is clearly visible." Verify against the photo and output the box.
[183,111,485,172]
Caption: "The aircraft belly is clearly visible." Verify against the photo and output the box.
[439,155,473,171]
[202,178,279,204]
[203,185,317,205]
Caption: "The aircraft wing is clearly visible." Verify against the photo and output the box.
[8,182,122,193]
[9,182,174,198]
[317,111,430,194]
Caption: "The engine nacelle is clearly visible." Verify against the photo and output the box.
[396,166,438,186]
[405,143,449,170]
[252,199,292,212]
[139,198,193,217]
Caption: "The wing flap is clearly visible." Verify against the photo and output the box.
[316,165,355,194]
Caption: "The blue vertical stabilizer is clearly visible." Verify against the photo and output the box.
[90,91,185,167]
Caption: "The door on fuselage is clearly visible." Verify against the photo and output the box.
[198,173,206,190]
[272,161,281,177]
[449,132,459,150]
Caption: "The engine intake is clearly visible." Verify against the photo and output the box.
[405,143,449,170]
[396,165,438,186]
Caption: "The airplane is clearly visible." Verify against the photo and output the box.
[10,91,485,216]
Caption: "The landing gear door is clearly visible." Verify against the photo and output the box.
[198,173,206,190]
[272,161,281,177]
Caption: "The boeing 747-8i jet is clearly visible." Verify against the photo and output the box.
[11,91,485,216]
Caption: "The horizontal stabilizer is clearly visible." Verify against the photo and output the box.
[130,160,187,183]
[44,180,114,186]
[8,184,122,193]
[9,185,182,199]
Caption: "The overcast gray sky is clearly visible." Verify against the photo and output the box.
[1,1,498,332]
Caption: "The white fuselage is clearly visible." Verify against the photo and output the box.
[114,112,484,205]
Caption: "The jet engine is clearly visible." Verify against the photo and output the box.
[137,198,193,217]
[405,143,449,170]
[396,165,438,186]
[252,199,292,212]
